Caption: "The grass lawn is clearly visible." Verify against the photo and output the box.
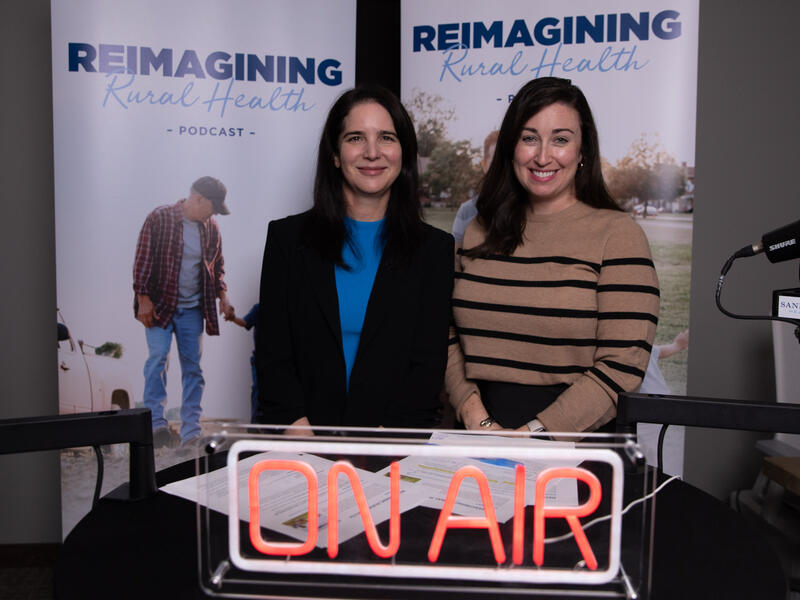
[649,241,692,394]
[423,206,458,234]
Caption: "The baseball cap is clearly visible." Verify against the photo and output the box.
[191,176,230,215]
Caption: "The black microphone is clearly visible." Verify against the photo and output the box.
[750,219,800,263]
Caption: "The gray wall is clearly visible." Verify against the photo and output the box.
[1,0,798,543]
[685,0,800,499]
[0,0,61,542]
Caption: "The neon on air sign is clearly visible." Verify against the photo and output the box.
[227,439,624,586]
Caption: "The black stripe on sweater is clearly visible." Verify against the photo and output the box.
[457,327,652,351]
[456,271,597,289]
[602,359,645,379]
[457,249,601,272]
[589,367,624,393]
[602,257,655,268]
[597,311,659,324]
[452,298,597,318]
[597,283,660,296]
[464,354,588,374]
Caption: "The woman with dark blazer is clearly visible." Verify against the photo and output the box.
[255,85,454,431]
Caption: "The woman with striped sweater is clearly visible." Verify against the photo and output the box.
[447,77,659,435]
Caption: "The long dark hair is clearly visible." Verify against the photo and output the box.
[306,84,424,268]
[467,77,620,257]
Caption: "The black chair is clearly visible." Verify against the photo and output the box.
[0,408,158,505]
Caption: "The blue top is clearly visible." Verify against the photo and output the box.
[243,303,259,345]
[451,197,477,244]
[334,217,385,392]
[243,303,259,332]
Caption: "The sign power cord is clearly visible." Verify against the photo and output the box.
[544,475,681,544]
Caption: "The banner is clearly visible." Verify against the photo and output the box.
[52,0,355,535]
[402,0,698,472]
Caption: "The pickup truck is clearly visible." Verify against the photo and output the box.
[57,310,134,414]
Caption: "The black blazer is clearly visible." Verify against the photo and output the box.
[255,211,454,428]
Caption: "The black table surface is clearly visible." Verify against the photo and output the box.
[55,454,788,600]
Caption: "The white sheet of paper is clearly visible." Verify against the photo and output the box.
[403,432,581,519]
[161,450,430,547]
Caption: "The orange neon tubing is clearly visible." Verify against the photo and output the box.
[512,463,526,565]
[248,459,319,556]
[326,461,401,559]
[533,467,602,570]
[427,465,506,564]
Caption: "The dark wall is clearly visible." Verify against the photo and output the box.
[0,0,60,543]
[356,0,400,93]
[684,0,800,498]
[2,0,798,543]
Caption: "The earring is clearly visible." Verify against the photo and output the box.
[578,161,584,169]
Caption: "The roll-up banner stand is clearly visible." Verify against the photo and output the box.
[402,0,698,475]
[51,0,356,537]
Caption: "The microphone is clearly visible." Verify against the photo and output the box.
[748,219,800,263]
[717,218,800,330]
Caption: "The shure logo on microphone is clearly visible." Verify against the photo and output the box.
[769,238,796,252]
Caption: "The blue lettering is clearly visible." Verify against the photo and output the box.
[607,14,618,42]
[474,21,503,48]
[289,57,314,84]
[653,10,681,40]
[248,54,273,82]
[533,17,560,46]
[576,15,604,44]
[438,23,460,51]
[127,45,137,74]
[203,80,236,116]
[234,53,245,80]
[413,25,436,52]
[440,47,528,82]
[318,59,342,86]
[529,44,563,78]
[98,44,124,73]
[409,12,682,53]
[504,20,533,48]
[206,52,232,80]
[277,56,286,82]
[102,72,198,109]
[102,71,133,108]
[440,46,467,82]
[562,45,648,73]
[175,50,205,78]
[68,42,96,72]
[140,47,173,77]
[461,22,471,49]
[620,12,649,42]
[203,80,314,117]
[563,17,573,45]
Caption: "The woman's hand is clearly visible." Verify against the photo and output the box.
[284,416,314,436]
[460,393,504,431]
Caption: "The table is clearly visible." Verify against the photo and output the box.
[54,451,788,600]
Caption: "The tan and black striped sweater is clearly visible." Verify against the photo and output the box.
[446,201,659,433]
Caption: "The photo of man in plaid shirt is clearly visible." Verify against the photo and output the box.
[133,176,234,446]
